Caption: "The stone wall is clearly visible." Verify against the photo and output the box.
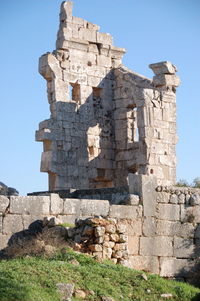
[36,1,180,190]
[1,175,199,282]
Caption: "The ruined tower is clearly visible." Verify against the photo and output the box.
[36,1,180,191]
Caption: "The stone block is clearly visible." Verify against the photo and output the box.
[109,205,142,219]
[23,215,44,229]
[129,255,159,274]
[140,236,173,256]
[97,32,113,45]
[149,61,177,75]
[127,236,139,255]
[0,234,10,250]
[169,194,178,204]
[60,1,73,21]
[0,196,9,213]
[128,174,157,217]
[160,257,196,277]
[97,55,112,68]
[153,74,180,87]
[127,194,140,206]
[78,28,97,43]
[174,237,196,258]
[80,199,109,217]
[50,193,64,214]
[181,205,200,223]
[0,214,2,232]
[10,196,50,215]
[156,220,194,238]
[3,214,23,234]
[156,192,169,203]
[126,219,142,236]
[157,204,180,221]
[63,199,81,215]
[143,217,156,236]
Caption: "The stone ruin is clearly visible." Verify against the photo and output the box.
[1,1,200,285]
[36,1,180,191]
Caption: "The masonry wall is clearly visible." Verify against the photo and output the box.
[36,1,180,191]
[1,181,199,281]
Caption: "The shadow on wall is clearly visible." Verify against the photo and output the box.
[38,68,150,191]
[175,223,200,288]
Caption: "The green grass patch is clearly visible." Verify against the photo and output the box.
[0,249,199,301]
[58,222,75,228]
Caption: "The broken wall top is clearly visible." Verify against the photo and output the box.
[56,1,126,61]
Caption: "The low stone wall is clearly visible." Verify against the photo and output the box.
[1,180,200,282]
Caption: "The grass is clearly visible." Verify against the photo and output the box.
[0,249,200,301]
[59,222,75,228]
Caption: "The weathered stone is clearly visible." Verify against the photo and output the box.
[116,223,126,233]
[95,226,105,237]
[89,244,102,252]
[0,196,9,213]
[105,224,116,234]
[143,217,156,236]
[50,193,63,214]
[80,200,109,217]
[169,193,178,204]
[149,61,177,75]
[127,194,140,205]
[0,234,9,249]
[128,175,157,217]
[63,199,80,215]
[160,257,196,277]
[74,289,86,299]
[109,205,141,219]
[102,247,112,259]
[103,241,115,248]
[110,233,119,242]
[140,237,173,256]
[56,282,74,301]
[157,204,180,221]
[3,214,23,234]
[118,234,127,243]
[127,236,139,255]
[189,193,200,206]
[174,237,196,258]
[156,192,169,203]
[156,220,194,238]
[129,255,159,274]
[10,196,50,215]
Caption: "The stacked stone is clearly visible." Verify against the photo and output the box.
[69,218,129,265]
[113,61,180,187]
[36,1,126,191]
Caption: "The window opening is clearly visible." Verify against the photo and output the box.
[69,83,80,104]
[127,106,139,143]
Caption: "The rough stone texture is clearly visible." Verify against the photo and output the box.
[109,205,142,219]
[10,196,50,215]
[50,193,63,214]
[140,237,173,256]
[160,257,197,278]
[157,204,180,221]
[3,214,23,235]
[129,255,159,274]
[36,1,179,191]
[0,196,9,213]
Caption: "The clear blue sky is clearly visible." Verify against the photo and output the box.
[0,0,199,195]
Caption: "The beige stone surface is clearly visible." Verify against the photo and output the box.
[140,236,173,256]
[3,214,23,234]
[129,255,159,274]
